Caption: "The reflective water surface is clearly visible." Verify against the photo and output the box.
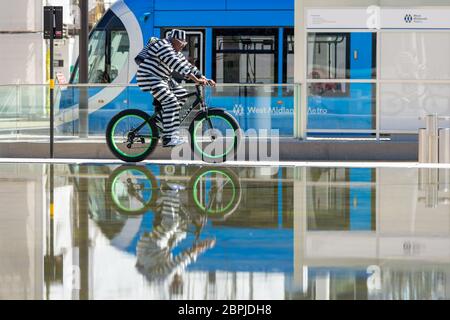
[1,163,450,300]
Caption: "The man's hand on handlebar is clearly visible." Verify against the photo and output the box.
[188,74,216,87]
[200,76,216,87]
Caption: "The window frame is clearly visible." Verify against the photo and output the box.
[283,28,295,84]
[212,28,279,85]
[161,28,206,76]
[307,32,351,81]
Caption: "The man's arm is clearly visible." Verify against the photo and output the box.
[154,43,193,77]
[177,53,216,86]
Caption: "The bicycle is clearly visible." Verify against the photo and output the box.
[106,85,242,163]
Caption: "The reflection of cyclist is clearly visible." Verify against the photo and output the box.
[103,165,242,291]
[308,69,342,96]
[136,180,215,284]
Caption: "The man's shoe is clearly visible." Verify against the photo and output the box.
[162,136,186,148]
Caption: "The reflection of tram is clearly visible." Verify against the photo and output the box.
[295,167,450,300]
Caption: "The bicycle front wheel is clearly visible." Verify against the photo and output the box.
[106,109,159,163]
[188,167,241,221]
[189,109,241,163]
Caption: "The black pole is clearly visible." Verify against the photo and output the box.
[79,0,89,138]
[50,10,55,158]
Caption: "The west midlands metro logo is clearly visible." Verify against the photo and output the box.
[404,14,413,23]
[233,104,245,116]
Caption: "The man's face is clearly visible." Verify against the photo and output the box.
[171,38,187,52]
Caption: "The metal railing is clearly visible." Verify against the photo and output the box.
[0,83,297,144]
[1,81,450,155]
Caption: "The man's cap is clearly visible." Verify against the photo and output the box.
[167,29,187,43]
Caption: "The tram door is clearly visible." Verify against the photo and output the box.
[307,32,376,134]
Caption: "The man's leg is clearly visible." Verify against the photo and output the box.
[170,79,188,108]
[148,78,182,143]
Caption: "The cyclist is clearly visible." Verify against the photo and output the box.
[136,29,216,147]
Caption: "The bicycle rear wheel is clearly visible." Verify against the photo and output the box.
[106,109,159,163]
[107,165,158,215]
[189,109,241,163]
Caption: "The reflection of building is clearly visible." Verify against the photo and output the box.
[0,164,45,299]
[0,0,113,85]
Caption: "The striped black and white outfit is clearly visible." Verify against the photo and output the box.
[136,37,202,140]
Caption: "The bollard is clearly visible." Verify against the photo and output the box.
[439,129,450,195]
[439,128,450,164]
[426,115,439,163]
[418,128,428,163]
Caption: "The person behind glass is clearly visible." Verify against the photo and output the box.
[136,29,216,147]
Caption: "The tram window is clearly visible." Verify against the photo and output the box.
[87,30,108,83]
[213,28,278,95]
[70,12,129,84]
[109,31,130,82]
[162,29,204,82]
[307,33,350,80]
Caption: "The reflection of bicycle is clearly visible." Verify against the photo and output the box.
[106,85,242,163]
[382,85,450,116]
[106,165,242,220]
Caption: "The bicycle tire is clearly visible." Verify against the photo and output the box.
[106,109,159,163]
[188,109,241,163]
[188,166,242,221]
[107,165,158,216]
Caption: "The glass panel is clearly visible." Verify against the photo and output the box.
[381,32,450,80]
[380,83,450,131]
[308,33,349,80]
[214,29,278,96]
[181,33,202,72]
[205,85,294,137]
[0,85,17,119]
[54,84,295,140]
[307,33,376,80]
[307,82,376,131]
[216,52,275,84]
[0,85,18,141]
[55,85,128,140]
[88,30,107,83]
[109,30,130,82]
[72,30,107,84]
[0,85,50,142]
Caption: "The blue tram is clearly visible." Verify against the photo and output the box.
[59,0,374,136]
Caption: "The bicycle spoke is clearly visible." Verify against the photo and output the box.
[111,169,154,213]
[193,116,236,159]
[111,115,154,158]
